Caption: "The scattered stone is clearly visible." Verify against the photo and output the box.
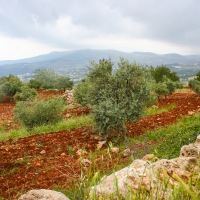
[188,111,195,116]
[40,150,46,154]
[122,148,133,157]
[142,154,159,162]
[180,143,199,157]
[110,147,120,153]
[60,153,66,156]
[152,105,158,109]
[96,141,106,150]
[76,149,88,157]
[80,158,92,167]
[65,113,71,118]
[18,189,70,200]
[89,135,200,199]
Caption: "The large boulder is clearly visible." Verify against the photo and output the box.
[18,189,70,200]
[89,135,200,199]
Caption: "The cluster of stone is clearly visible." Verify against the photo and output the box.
[89,135,200,199]
[62,90,74,105]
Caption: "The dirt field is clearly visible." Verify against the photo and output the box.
[0,90,200,199]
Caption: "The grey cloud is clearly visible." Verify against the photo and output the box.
[0,0,200,52]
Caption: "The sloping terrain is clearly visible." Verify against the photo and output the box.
[0,90,200,199]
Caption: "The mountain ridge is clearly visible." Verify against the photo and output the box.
[0,49,200,81]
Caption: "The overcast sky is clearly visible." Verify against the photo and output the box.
[0,0,200,60]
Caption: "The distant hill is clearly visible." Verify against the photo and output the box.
[0,49,200,82]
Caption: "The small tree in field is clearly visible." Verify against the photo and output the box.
[30,68,73,90]
[74,59,151,140]
[196,71,200,81]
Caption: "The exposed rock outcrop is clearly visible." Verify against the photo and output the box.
[18,189,70,200]
[89,135,200,199]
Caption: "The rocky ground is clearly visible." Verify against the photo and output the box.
[0,89,200,199]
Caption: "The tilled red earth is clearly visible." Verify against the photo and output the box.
[0,90,200,199]
[127,91,200,136]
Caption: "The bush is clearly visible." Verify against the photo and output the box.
[0,75,23,102]
[28,79,42,89]
[31,68,73,90]
[73,79,92,106]
[165,79,176,94]
[189,79,200,95]
[175,81,183,89]
[14,85,37,101]
[155,82,169,99]
[14,97,66,128]
[151,65,179,83]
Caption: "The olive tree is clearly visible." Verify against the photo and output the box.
[74,59,151,140]
[0,75,23,101]
[30,68,73,90]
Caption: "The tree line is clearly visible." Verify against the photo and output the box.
[2,59,197,141]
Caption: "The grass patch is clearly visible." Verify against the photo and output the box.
[144,103,176,116]
[175,87,191,93]
[1,167,19,177]
[125,113,200,159]
[63,113,200,200]
[0,115,93,142]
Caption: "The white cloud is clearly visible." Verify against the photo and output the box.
[0,35,64,60]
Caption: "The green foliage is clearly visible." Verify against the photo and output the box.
[151,65,179,83]
[196,71,200,81]
[189,79,200,95]
[55,76,74,90]
[74,79,93,106]
[28,79,41,89]
[155,82,169,99]
[165,79,176,94]
[175,81,183,89]
[14,85,37,101]
[0,115,93,142]
[0,75,23,101]
[74,59,151,139]
[30,68,73,90]
[132,113,200,159]
[14,97,66,128]
[145,103,176,116]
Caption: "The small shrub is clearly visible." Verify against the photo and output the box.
[165,79,176,94]
[74,79,92,106]
[14,97,66,128]
[28,79,41,89]
[14,85,37,101]
[0,75,23,101]
[155,82,169,99]
[189,80,200,95]
[175,81,183,89]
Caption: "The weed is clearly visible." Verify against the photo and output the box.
[66,146,75,156]
[1,167,19,177]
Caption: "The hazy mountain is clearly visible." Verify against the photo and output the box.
[0,49,200,81]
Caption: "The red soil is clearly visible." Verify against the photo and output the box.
[0,90,200,199]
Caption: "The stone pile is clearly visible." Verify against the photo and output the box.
[62,90,74,105]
